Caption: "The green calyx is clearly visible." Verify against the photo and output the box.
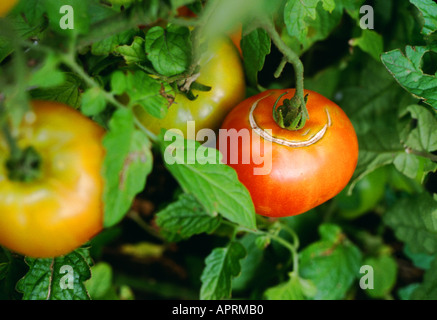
[6,146,42,183]
[182,81,212,101]
[272,92,309,131]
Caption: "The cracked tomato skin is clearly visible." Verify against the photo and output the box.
[219,89,359,217]
[0,0,17,17]
[134,37,245,140]
[0,101,105,258]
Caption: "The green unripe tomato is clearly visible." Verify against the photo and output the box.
[337,167,388,219]
[134,36,245,141]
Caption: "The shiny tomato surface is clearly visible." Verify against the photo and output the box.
[219,89,359,217]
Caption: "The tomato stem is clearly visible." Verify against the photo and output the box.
[260,17,309,130]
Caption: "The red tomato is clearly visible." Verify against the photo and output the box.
[219,89,358,217]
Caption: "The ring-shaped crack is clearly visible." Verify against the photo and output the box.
[249,95,332,148]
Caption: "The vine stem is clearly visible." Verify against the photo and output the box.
[258,16,309,123]
[0,20,31,160]
[127,210,164,240]
[185,0,220,77]
[268,230,300,274]
[405,147,437,162]
[223,221,300,274]
[59,54,158,143]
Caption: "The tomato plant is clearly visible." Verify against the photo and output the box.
[0,101,105,258]
[0,0,436,304]
[219,89,358,217]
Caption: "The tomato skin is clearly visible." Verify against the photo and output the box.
[219,89,359,217]
[0,101,105,258]
[135,37,245,140]
[0,0,17,17]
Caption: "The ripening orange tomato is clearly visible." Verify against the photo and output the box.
[219,89,359,217]
[0,101,105,257]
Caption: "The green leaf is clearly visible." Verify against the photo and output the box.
[110,70,127,95]
[92,29,137,56]
[283,0,346,49]
[321,0,335,12]
[340,0,366,20]
[115,36,147,64]
[44,0,90,35]
[283,0,320,44]
[281,1,346,56]
[299,224,363,300]
[87,0,119,25]
[102,108,153,227]
[107,0,136,6]
[28,54,65,89]
[85,262,113,300]
[350,104,437,188]
[404,244,437,270]
[159,131,256,229]
[337,55,416,135]
[17,250,92,300]
[383,193,437,255]
[29,73,84,108]
[81,87,107,116]
[381,46,437,110]
[304,66,341,99]
[10,0,46,27]
[241,28,271,87]
[155,193,221,241]
[0,249,24,299]
[264,272,317,300]
[409,0,437,36]
[363,254,398,299]
[110,70,173,119]
[170,0,196,10]
[0,13,45,63]
[350,29,384,61]
[145,25,192,77]
[200,242,246,300]
[398,283,421,300]
[232,233,265,291]
[401,105,437,152]
[393,153,421,180]
[411,256,437,299]
[334,54,436,189]
[351,125,403,188]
